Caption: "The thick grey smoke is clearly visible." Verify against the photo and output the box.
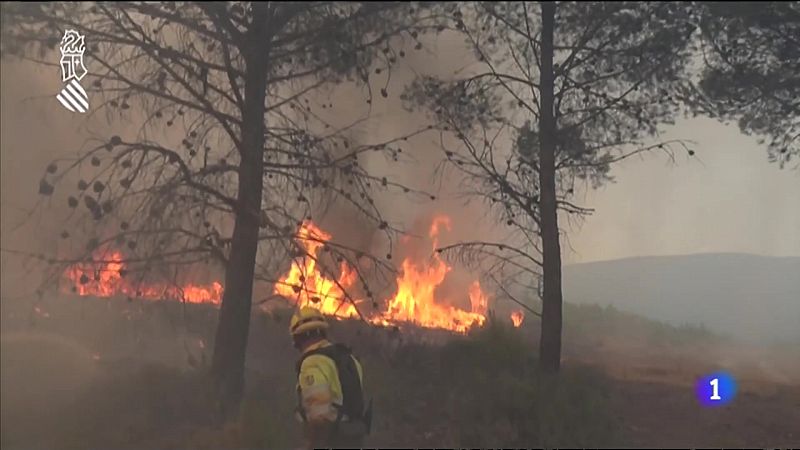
[3,29,799,317]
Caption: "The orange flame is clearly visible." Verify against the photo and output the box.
[274,221,359,318]
[377,217,487,332]
[469,280,489,316]
[63,250,222,305]
[64,216,492,334]
[273,216,488,333]
[511,310,524,327]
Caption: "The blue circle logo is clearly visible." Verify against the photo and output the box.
[695,371,737,407]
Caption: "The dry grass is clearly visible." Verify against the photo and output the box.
[2,298,797,448]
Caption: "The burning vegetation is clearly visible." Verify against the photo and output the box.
[273,220,360,318]
[378,216,487,333]
[511,310,525,328]
[275,215,489,333]
[63,216,500,334]
[64,251,223,305]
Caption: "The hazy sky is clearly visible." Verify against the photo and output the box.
[2,52,798,273]
[562,117,800,263]
[390,115,800,265]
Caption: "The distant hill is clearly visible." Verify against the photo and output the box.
[562,253,800,343]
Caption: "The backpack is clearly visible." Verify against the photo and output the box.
[296,343,365,422]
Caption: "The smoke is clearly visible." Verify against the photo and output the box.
[4,16,796,342]
[1,59,85,299]
[259,32,516,312]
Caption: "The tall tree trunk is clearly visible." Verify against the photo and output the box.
[537,0,563,373]
[211,8,269,417]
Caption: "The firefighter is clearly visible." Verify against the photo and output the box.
[290,306,371,449]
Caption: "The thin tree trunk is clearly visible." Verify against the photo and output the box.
[537,0,563,373]
[211,6,270,417]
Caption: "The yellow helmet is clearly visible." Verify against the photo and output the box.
[289,306,329,336]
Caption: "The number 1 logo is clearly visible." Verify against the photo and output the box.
[709,378,721,400]
[696,372,736,407]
